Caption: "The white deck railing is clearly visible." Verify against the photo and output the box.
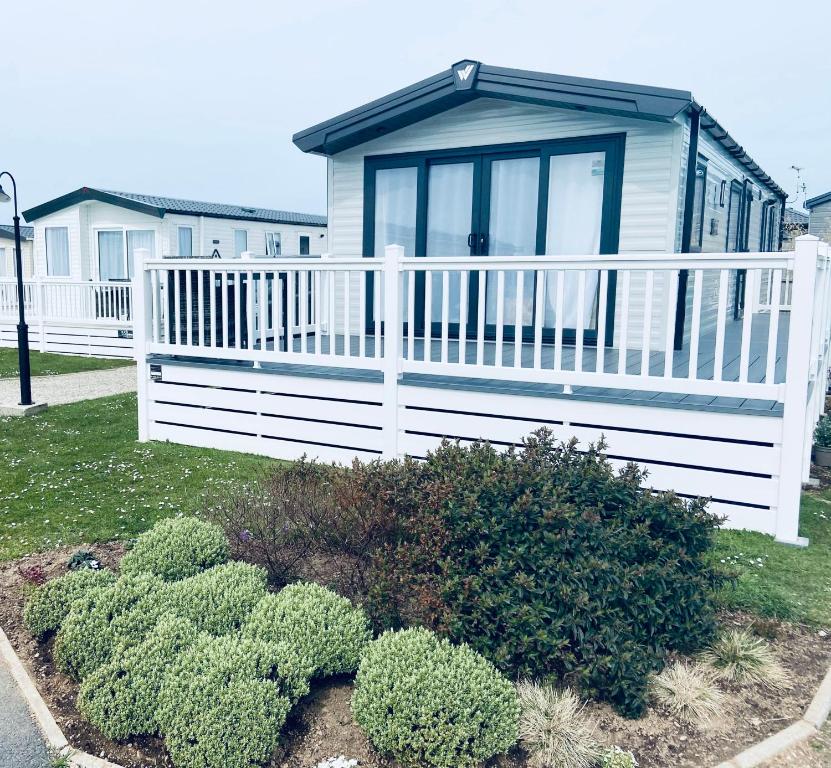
[0,279,133,324]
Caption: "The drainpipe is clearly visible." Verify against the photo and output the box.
[673,106,702,350]
[778,196,786,251]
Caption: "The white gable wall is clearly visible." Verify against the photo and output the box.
[327,97,683,349]
[809,200,831,244]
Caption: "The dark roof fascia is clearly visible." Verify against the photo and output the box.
[293,60,692,156]
[806,191,831,210]
[23,187,166,222]
[155,209,327,227]
[696,105,786,199]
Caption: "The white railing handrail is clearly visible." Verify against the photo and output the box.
[145,257,376,270]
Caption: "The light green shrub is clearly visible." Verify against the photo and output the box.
[600,746,639,768]
[54,573,168,680]
[119,516,228,582]
[23,569,116,639]
[168,561,268,635]
[157,634,305,768]
[77,614,200,740]
[244,583,371,677]
[352,627,519,767]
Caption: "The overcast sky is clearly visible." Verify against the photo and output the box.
[3,0,829,220]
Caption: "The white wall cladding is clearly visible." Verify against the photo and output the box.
[0,321,134,358]
[143,360,783,535]
[29,202,328,280]
[809,201,831,244]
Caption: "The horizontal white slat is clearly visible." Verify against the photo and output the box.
[150,381,384,427]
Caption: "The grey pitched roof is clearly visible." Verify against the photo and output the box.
[784,207,809,225]
[22,187,326,227]
[0,224,34,240]
[806,191,831,210]
[294,58,785,199]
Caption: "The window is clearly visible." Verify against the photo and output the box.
[126,230,155,276]
[178,226,193,257]
[98,231,125,280]
[299,235,310,255]
[45,227,70,276]
[725,181,743,252]
[265,232,281,257]
[234,229,248,258]
[689,159,707,251]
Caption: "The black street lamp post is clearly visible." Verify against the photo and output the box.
[0,172,33,406]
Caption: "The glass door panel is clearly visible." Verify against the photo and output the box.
[98,231,125,281]
[374,167,418,256]
[544,151,605,331]
[426,161,475,324]
[484,156,539,327]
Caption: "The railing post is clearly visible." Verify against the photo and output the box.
[133,248,151,442]
[382,245,403,459]
[776,235,820,545]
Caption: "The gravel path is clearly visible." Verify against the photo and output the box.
[0,662,49,767]
[0,365,136,407]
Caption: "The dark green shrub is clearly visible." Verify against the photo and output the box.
[397,432,725,717]
[244,582,371,677]
[54,573,168,680]
[23,569,116,639]
[120,516,228,581]
[77,614,200,739]
[352,628,519,767]
[168,561,268,635]
[815,415,831,448]
[157,634,305,768]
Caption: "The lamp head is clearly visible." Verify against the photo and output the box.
[0,184,10,204]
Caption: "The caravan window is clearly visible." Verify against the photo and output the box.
[234,229,248,258]
[265,232,281,257]
[45,227,70,276]
[178,226,193,257]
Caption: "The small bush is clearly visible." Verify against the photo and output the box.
[120,516,228,582]
[700,629,789,689]
[815,415,831,448]
[601,746,639,768]
[77,614,199,739]
[23,569,116,639]
[168,561,268,635]
[54,573,168,680]
[352,628,519,767]
[244,583,371,677]
[649,661,724,725]
[207,461,338,586]
[516,681,599,768]
[67,549,101,571]
[157,634,303,768]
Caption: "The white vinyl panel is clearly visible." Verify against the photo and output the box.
[617,270,630,374]
[596,270,608,373]
[713,270,728,381]
[458,270,469,365]
[441,270,450,363]
[739,270,757,382]
[765,269,782,383]
[688,269,704,379]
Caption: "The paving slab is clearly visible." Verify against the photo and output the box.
[0,661,50,768]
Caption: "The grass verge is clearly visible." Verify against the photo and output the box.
[0,348,134,378]
[0,393,271,561]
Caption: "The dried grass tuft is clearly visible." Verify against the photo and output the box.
[649,661,725,726]
[516,680,601,768]
[700,629,789,690]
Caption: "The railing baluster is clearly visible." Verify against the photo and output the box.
[151,269,160,344]
[688,269,704,379]
[245,270,254,353]
[596,270,608,374]
[663,270,679,377]
[407,268,415,362]
[208,270,216,348]
[554,270,564,371]
[343,270,351,357]
[300,270,309,355]
[766,268,782,383]
[174,269,181,345]
[514,270,524,368]
[314,269,321,355]
[185,270,193,346]
[495,270,505,367]
[441,270,450,364]
[287,269,295,354]
[329,269,337,357]
[533,269,544,370]
[221,271,229,349]
[258,270,267,355]
[233,269,242,350]
[424,269,433,363]
[617,270,630,375]
[196,268,204,346]
[640,270,653,376]
[358,269,365,358]
[459,269,469,366]
[476,270,486,366]
[373,270,381,358]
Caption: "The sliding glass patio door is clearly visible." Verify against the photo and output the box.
[365,135,623,343]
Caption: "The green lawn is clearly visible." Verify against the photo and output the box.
[0,393,271,560]
[0,348,134,378]
[1,392,829,628]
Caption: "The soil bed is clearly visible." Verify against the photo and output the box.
[1,543,829,768]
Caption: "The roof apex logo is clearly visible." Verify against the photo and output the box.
[456,63,475,82]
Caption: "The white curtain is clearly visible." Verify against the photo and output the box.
[98,231,125,281]
[544,152,605,329]
[234,230,248,258]
[0,247,6,277]
[126,230,155,277]
[485,157,539,326]
[45,227,70,276]
[426,162,473,322]
[374,167,418,256]
[178,227,193,257]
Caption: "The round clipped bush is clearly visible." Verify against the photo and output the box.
[168,561,268,635]
[352,628,519,767]
[120,517,229,582]
[244,582,371,677]
[157,634,305,768]
[23,568,116,639]
[54,573,169,680]
[77,614,200,740]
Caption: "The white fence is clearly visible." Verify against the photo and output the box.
[133,236,831,544]
[0,279,134,358]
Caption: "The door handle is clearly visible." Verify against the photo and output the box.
[467,233,476,250]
